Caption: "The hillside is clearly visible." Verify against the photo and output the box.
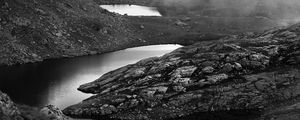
[0,0,138,65]
[63,23,300,120]
[0,0,285,66]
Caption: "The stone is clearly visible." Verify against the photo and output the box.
[55,32,63,37]
[173,78,193,86]
[129,99,139,108]
[175,20,188,26]
[141,89,156,98]
[173,86,186,92]
[140,25,145,29]
[249,54,267,61]
[35,8,47,15]
[234,62,243,70]
[141,86,169,98]
[207,74,229,84]
[221,63,234,72]
[124,67,146,78]
[254,81,271,91]
[152,86,168,93]
[225,54,240,62]
[202,66,215,73]
[171,66,197,78]
[181,17,191,21]
[41,105,69,120]
[100,104,117,115]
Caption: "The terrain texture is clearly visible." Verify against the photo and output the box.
[1,0,300,120]
[64,23,300,120]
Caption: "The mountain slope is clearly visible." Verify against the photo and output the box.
[0,0,137,65]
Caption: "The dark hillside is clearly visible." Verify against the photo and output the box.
[0,0,288,66]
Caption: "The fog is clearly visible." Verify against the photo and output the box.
[161,0,300,25]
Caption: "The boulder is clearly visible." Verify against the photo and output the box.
[41,105,70,120]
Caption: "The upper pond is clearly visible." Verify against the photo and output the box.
[0,45,181,109]
[100,4,162,16]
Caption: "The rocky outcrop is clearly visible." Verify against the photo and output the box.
[63,22,300,119]
[0,91,68,120]
[0,91,21,120]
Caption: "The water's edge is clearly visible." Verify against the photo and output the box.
[0,45,182,109]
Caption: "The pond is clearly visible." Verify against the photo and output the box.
[100,4,162,16]
[0,45,182,109]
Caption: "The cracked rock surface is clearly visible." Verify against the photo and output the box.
[63,24,300,120]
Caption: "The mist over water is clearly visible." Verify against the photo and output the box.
[160,0,300,26]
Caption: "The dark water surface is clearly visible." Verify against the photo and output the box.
[0,45,181,109]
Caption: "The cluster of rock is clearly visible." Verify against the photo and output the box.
[0,91,68,120]
[40,105,70,120]
[63,23,300,119]
[0,91,21,120]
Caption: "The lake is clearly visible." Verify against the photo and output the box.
[100,4,162,16]
[0,45,182,109]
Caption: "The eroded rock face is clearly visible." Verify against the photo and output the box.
[63,24,300,120]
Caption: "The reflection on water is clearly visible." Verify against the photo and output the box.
[100,4,162,16]
[0,45,181,109]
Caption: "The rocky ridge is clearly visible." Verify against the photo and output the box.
[63,23,300,120]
